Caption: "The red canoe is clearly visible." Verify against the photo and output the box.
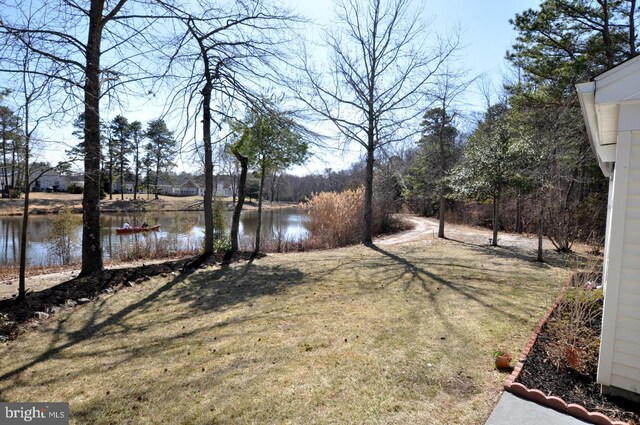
[115,225,160,235]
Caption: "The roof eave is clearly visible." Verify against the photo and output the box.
[576,82,615,178]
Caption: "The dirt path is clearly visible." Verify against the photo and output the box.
[375,215,563,253]
[375,215,439,245]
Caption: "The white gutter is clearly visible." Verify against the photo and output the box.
[576,82,615,178]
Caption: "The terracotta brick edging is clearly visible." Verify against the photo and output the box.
[502,274,628,425]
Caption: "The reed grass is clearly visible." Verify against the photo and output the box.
[304,188,404,249]
[113,236,202,262]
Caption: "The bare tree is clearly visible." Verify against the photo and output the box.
[268,172,280,203]
[0,102,21,196]
[15,44,54,301]
[158,0,302,255]
[0,11,77,300]
[216,144,240,203]
[298,0,455,244]
[0,0,170,276]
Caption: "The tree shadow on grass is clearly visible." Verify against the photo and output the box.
[443,237,592,269]
[174,258,307,313]
[0,273,189,386]
[366,243,526,323]
[0,258,307,389]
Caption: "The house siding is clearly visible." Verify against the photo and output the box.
[31,173,72,191]
[578,60,640,400]
[602,131,640,394]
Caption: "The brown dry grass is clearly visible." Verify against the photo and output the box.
[0,239,568,424]
[305,188,404,249]
[307,189,365,247]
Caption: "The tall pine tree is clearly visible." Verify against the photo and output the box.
[405,108,459,238]
[144,119,178,200]
[109,115,132,200]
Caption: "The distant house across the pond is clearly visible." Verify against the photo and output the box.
[116,174,234,197]
[30,170,83,192]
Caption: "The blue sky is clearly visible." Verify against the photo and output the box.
[286,0,541,174]
[291,0,540,110]
[25,0,541,175]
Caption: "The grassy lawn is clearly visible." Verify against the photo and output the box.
[0,240,568,424]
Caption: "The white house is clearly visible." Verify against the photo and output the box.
[577,54,640,401]
[118,175,234,197]
[31,171,67,191]
[155,177,205,197]
[214,177,233,197]
[30,171,84,192]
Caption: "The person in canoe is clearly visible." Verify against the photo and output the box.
[141,222,149,228]
[116,223,159,234]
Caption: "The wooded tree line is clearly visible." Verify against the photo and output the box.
[0,0,636,299]
[0,99,24,197]
[0,107,181,202]
[404,0,638,260]
[68,113,179,200]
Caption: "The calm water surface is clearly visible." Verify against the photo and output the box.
[0,208,308,267]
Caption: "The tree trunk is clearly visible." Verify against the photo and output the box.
[362,145,374,245]
[578,141,586,203]
[254,167,266,254]
[437,107,447,238]
[133,148,139,200]
[438,180,446,238]
[10,147,16,188]
[492,193,499,247]
[230,148,248,252]
[108,158,113,200]
[202,78,214,255]
[515,194,523,233]
[80,0,105,277]
[18,130,30,301]
[630,0,637,56]
[1,124,8,190]
[269,173,278,204]
[601,0,615,68]
[537,196,544,263]
[119,154,124,200]
[189,27,216,255]
[154,161,159,200]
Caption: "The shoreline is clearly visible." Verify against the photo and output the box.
[1,216,586,302]
[0,255,195,301]
[0,193,302,216]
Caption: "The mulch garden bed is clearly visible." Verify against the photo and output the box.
[0,251,262,342]
[514,278,640,425]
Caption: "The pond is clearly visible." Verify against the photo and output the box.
[0,208,309,268]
